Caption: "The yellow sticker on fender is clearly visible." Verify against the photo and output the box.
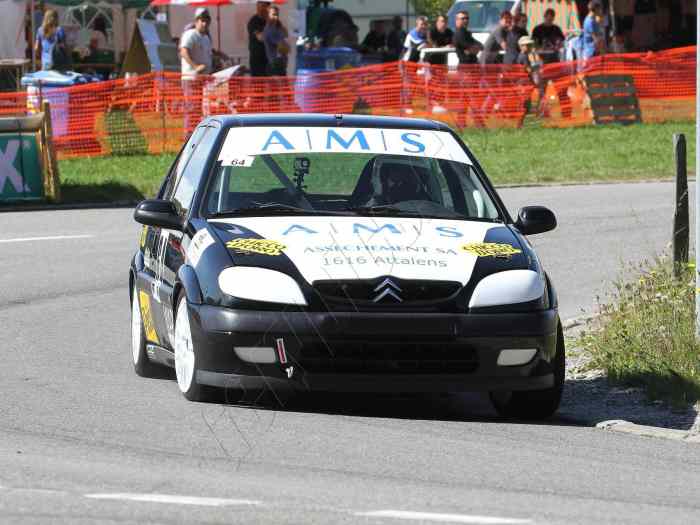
[138,290,160,344]
[461,242,522,258]
[226,238,286,256]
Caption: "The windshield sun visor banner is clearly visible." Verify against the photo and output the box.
[217,127,471,166]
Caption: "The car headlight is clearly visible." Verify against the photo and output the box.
[218,267,307,306]
[468,270,545,309]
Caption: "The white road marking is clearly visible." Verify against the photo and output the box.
[84,493,261,507]
[0,235,94,244]
[355,510,533,524]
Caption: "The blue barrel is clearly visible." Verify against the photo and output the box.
[294,69,323,113]
[296,47,362,73]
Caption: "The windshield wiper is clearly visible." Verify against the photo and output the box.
[345,205,406,215]
[212,203,339,217]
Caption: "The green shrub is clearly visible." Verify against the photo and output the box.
[578,258,700,405]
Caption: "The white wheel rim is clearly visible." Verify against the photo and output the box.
[131,291,142,365]
[174,298,195,393]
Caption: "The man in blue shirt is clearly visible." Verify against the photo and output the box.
[402,16,428,62]
[582,1,605,60]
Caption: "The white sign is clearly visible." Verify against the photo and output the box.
[218,127,471,166]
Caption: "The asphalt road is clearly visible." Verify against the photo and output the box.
[1,181,699,524]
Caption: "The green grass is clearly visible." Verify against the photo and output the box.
[60,154,175,203]
[465,120,696,185]
[578,259,700,406]
[56,121,696,203]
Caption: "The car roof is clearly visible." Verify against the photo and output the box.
[205,113,453,133]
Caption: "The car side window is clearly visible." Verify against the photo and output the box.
[162,126,208,201]
[171,125,218,216]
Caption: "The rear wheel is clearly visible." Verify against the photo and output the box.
[131,286,165,378]
[490,323,565,420]
[174,293,219,402]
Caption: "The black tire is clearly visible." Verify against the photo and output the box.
[131,285,167,378]
[174,292,221,403]
[490,322,565,420]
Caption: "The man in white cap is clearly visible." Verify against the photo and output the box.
[180,8,213,78]
[517,35,544,112]
[180,8,213,135]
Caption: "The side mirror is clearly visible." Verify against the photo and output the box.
[133,199,184,231]
[515,206,557,235]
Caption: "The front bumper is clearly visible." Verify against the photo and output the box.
[188,305,560,393]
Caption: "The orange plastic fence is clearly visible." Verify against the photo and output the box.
[0,46,694,159]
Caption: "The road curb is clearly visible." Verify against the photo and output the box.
[596,420,699,443]
[0,201,139,213]
[1,178,694,212]
[562,314,597,331]
[494,177,694,189]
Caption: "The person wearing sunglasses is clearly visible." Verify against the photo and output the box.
[453,11,482,64]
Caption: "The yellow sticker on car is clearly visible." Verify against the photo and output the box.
[226,238,286,256]
[139,226,148,248]
[461,242,522,258]
[138,290,160,344]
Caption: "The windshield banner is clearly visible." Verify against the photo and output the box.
[218,127,471,166]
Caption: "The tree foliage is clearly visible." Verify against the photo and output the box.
[410,0,454,19]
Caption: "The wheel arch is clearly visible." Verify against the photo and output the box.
[173,264,204,314]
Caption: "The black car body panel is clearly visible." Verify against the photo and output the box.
[130,113,560,395]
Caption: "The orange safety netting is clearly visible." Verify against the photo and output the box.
[0,46,694,159]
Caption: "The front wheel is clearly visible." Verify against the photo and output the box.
[490,322,565,420]
[173,293,219,402]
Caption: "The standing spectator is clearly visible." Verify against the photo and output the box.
[517,36,543,87]
[427,15,453,65]
[387,15,407,60]
[532,8,565,63]
[402,16,428,62]
[264,5,289,76]
[180,8,213,135]
[480,10,512,64]
[89,15,109,53]
[361,20,388,54]
[453,10,482,64]
[180,8,213,77]
[582,1,606,59]
[517,36,544,112]
[504,13,528,64]
[248,1,270,77]
[34,9,69,71]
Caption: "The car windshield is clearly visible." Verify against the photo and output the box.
[205,126,501,222]
[451,1,514,33]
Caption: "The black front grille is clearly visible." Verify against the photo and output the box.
[314,277,461,306]
[297,341,479,375]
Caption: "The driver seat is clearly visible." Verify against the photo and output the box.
[349,158,433,207]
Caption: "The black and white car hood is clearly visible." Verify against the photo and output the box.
[187,216,545,310]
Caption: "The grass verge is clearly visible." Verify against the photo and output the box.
[466,120,696,186]
[577,258,700,405]
[55,120,695,203]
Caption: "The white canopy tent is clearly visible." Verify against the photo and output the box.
[0,0,30,60]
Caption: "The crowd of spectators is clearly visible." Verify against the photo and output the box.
[394,7,571,70]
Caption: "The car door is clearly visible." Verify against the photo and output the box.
[141,125,210,348]
[155,123,219,348]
